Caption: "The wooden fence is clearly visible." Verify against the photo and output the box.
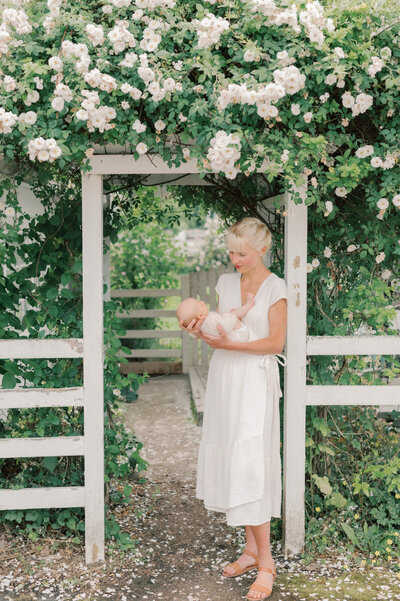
[112,264,234,374]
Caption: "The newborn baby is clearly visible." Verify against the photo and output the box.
[176,294,255,342]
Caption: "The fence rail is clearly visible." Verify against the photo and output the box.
[111,264,233,373]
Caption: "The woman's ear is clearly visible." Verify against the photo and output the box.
[259,245,267,256]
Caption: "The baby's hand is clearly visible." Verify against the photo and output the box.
[246,292,255,307]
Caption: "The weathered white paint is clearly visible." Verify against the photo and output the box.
[0,487,85,510]
[89,154,274,176]
[0,387,84,408]
[307,335,400,355]
[0,436,85,458]
[306,385,400,406]
[0,338,83,359]
[282,183,308,558]
[82,173,105,564]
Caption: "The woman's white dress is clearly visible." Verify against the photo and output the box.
[196,271,287,526]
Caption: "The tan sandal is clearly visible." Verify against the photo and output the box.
[246,565,276,600]
[222,548,258,578]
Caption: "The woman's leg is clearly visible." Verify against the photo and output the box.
[222,525,258,575]
[247,522,275,600]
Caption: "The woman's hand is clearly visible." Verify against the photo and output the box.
[200,325,233,349]
[178,314,206,338]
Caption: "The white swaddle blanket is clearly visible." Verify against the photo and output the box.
[200,311,249,342]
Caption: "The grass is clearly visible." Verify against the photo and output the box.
[277,568,400,600]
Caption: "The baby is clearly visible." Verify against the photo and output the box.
[176,294,255,342]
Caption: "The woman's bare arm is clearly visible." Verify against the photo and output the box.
[201,298,287,354]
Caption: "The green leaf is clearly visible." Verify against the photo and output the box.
[123,485,132,498]
[46,287,58,300]
[312,474,332,496]
[61,272,71,286]
[43,456,58,472]
[341,523,361,549]
[327,491,347,509]
[312,417,330,436]
[2,373,17,388]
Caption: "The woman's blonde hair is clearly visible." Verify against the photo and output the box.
[226,217,272,253]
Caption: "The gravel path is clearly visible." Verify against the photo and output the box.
[0,374,398,601]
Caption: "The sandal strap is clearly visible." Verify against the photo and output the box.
[248,583,272,595]
[258,566,275,575]
[225,561,241,573]
[244,549,258,560]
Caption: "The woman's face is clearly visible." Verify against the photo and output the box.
[228,238,264,273]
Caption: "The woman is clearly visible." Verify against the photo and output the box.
[179,217,287,601]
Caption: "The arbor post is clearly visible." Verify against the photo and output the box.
[282,182,308,557]
[82,174,105,563]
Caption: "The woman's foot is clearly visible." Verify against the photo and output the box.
[222,548,258,577]
[246,560,276,600]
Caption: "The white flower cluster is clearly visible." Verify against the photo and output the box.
[44,0,64,33]
[132,119,146,133]
[61,40,91,74]
[108,21,136,53]
[2,8,32,34]
[2,75,16,92]
[28,137,62,162]
[355,145,374,158]
[0,29,10,55]
[193,13,229,49]
[119,52,138,67]
[25,90,40,106]
[217,66,305,114]
[324,200,333,216]
[111,0,131,7]
[86,24,104,47]
[342,92,373,116]
[367,56,384,77]
[306,257,321,273]
[136,0,176,9]
[76,90,116,133]
[0,108,18,134]
[250,1,334,47]
[84,69,118,92]
[375,252,385,264]
[121,82,142,99]
[48,0,63,17]
[18,111,37,126]
[244,49,259,62]
[370,154,396,170]
[50,83,73,111]
[276,50,296,67]
[207,131,241,179]
[140,27,162,52]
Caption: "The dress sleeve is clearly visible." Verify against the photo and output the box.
[215,275,223,296]
[269,277,288,307]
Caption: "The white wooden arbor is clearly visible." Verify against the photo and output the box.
[1,151,399,563]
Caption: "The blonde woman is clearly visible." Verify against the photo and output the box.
[179,217,287,600]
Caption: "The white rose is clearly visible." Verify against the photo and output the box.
[290,103,300,115]
[347,244,357,252]
[311,258,320,269]
[136,142,148,155]
[51,97,65,111]
[37,149,50,162]
[375,252,385,264]
[303,111,313,123]
[392,194,400,208]
[370,157,383,168]
[48,56,63,72]
[324,247,332,258]
[335,187,347,197]
[377,198,389,210]
[155,119,166,131]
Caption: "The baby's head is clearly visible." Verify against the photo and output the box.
[176,297,208,327]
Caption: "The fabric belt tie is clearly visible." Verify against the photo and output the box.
[259,353,287,399]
